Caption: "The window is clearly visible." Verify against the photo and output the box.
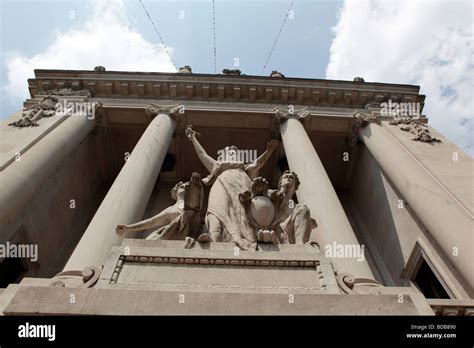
[0,257,27,288]
[412,259,450,299]
[401,239,464,299]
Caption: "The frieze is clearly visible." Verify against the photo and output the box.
[109,254,320,284]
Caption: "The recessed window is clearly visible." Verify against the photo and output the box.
[412,260,450,299]
[0,257,27,288]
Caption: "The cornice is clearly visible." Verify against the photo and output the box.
[28,69,425,111]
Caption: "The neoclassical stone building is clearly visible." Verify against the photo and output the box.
[0,67,472,315]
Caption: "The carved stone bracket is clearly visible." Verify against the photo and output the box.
[389,116,441,143]
[49,266,102,288]
[335,272,383,294]
[347,111,381,145]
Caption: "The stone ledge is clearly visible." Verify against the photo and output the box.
[99,243,336,293]
[4,285,427,315]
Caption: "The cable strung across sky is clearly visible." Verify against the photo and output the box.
[261,0,295,75]
[138,0,295,76]
[138,0,178,71]
[212,0,217,74]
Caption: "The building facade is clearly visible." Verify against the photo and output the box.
[0,67,472,315]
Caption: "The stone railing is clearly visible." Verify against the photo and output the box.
[427,299,474,316]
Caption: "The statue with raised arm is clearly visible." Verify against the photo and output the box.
[115,172,204,242]
[185,125,279,249]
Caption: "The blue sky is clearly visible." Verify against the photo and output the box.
[1,0,473,154]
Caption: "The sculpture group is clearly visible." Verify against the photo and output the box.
[116,125,316,250]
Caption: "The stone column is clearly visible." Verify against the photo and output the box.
[274,108,375,281]
[0,101,102,226]
[357,114,474,290]
[64,103,183,272]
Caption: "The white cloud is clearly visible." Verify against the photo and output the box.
[3,0,176,103]
[326,0,473,154]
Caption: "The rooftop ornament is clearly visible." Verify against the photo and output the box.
[222,68,241,76]
[270,70,285,78]
[178,65,193,74]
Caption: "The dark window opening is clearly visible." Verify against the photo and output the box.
[413,260,450,299]
[0,257,27,288]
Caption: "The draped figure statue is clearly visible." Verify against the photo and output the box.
[185,125,278,249]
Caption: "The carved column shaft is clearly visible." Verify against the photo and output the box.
[359,121,474,291]
[275,109,375,280]
[64,104,181,271]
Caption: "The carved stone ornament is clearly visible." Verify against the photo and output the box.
[239,177,285,244]
[178,65,192,73]
[49,266,101,288]
[273,107,310,124]
[238,172,317,245]
[145,103,185,133]
[347,111,381,145]
[145,103,184,119]
[9,98,102,128]
[389,116,441,143]
[335,272,383,294]
[9,96,59,127]
[270,70,285,78]
[222,68,241,75]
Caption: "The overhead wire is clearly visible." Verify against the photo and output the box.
[212,0,217,73]
[260,0,295,75]
[138,0,178,71]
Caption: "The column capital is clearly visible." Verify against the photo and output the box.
[347,111,381,146]
[146,103,186,136]
[145,103,185,120]
[273,107,310,124]
[90,100,103,122]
